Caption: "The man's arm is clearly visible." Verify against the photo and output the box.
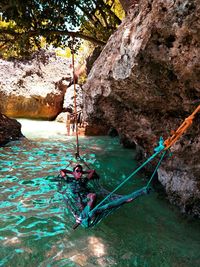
[60,169,72,179]
[86,169,99,180]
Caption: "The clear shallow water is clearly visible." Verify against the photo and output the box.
[0,120,200,267]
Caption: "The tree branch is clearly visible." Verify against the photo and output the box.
[0,28,106,46]
[96,0,121,25]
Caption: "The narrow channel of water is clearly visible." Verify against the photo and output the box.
[0,119,199,267]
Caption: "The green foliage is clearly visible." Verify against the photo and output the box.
[0,20,35,59]
[109,0,125,20]
[0,0,124,59]
[78,0,125,42]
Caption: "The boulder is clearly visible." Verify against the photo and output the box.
[0,113,23,145]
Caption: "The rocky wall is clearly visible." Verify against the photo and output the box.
[83,0,200,217]
[0,51,71,119]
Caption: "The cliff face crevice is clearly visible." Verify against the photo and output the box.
[83,0,200,217]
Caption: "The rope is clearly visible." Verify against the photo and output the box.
[164,104,200,149]
[90,145,164,215]
[145,150,167,189]
[78,155,91,170]
[85,187,148,228]
[71,38,80,158]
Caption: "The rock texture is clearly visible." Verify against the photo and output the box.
[0,50,72,119]
[83,0,200,217]
[0,114,23,145]
[119,0,138,13]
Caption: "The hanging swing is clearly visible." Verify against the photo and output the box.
[56,137,167,229]
[54,38,200,229]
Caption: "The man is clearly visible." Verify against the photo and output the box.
[60,164,98,228]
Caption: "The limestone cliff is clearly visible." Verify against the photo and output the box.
[83,0,200,217]
[0,50,71,119]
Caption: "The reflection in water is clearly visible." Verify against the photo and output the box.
[88,236,106,257]
[0,120,200,266]
[3,237,21,245]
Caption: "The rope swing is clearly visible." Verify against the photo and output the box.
[70,37,80,159]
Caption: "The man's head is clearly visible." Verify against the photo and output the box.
[73,165,83,179]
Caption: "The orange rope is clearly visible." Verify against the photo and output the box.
[71,40,79,157]
[164,104,200,150]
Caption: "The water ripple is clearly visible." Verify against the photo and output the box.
[0,137,200,267]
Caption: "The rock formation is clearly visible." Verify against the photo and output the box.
[0,50,71,120]
[83,0,200,217]
[119,0,138,13]
[0,114,23,145]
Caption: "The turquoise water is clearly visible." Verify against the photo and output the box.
[0,123,200,267]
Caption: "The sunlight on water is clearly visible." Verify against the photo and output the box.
[17,119,68,140]
[0,120,199,267]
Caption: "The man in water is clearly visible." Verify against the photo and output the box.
[60,164,98,229]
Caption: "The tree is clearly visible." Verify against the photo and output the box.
[0,0,124,58]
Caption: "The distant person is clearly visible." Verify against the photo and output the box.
[70,113,75,132]
[66,112,71,135]
[77,111,83,127]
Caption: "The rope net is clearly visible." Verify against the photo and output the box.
[57,173,149,228]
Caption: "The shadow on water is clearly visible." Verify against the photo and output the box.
[0,120,199,266]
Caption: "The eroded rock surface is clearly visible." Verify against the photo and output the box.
[84,0,200,216]
[0,51,71,119]
[0,114,23,145]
